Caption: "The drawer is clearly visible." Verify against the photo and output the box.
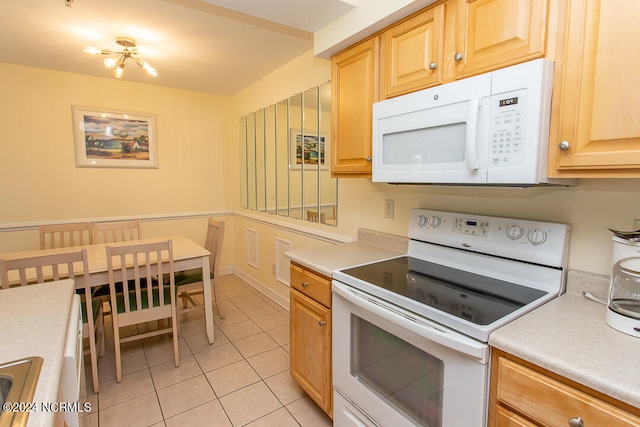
[496,357,640,427]
[495,405,537,427]
[290,262,331,308]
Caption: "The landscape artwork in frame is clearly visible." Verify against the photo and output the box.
[290,129,328,170]
[72,106,158,168]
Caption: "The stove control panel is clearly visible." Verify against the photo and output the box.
[453,217,489,236]
[410,208,570,268]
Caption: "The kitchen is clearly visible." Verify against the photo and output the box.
[1,0,640,426]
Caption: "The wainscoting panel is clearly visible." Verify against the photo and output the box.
[246,228,258,268]
[275,238,291,285]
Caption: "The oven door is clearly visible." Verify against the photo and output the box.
[332,280,489,427]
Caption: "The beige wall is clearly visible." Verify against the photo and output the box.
[0,63,234,223]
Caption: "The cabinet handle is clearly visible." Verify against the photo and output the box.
[319,321,327,327]
[454,52,463,61]
[558,140,571,151]
[366,156,372,162]
[301,281,309,288]
[428,61,437,70]
[568,417,584,427]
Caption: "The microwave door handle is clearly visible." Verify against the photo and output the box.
[465,98,480,170]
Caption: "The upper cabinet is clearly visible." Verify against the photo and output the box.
[331,37,379,177]
[450,0,548,79]
[381,4,445,98]
[549,0,640,177]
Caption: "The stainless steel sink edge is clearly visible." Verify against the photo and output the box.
[0,357,44,427]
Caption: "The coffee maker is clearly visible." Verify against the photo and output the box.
[608,236,640,337]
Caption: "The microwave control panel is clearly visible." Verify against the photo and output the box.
[489,89,527,168]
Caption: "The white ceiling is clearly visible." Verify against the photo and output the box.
[0,0,355,95]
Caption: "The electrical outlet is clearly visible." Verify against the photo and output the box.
[634,219,640,230]
[384,199,394,219]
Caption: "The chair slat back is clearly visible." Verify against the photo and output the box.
[306,210,326,223]
[39,222,93,249]
[205,218,225,278]
[92,220,142,244]
[106,240,174,314]
[0,249,89,290]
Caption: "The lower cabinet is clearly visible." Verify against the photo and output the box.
[489,349,640,427]
[289,262,332,418]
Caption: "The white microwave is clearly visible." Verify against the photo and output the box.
[372,59,575,186]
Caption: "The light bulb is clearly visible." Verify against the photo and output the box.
[84,46,100,55]
[114,63,125,79]
[144,64,157,77]
[103,57,117,68]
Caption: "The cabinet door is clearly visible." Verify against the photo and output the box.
[290,288,332,416]
[331,37,379,177]
[550,0,640,175]
[381,4,445,98]
[452,0,548,78]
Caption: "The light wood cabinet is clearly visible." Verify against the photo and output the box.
[489,349,640,427]
[549,0,640,177]
[449,0,548,79]
[381,3,446,98]
[331,37,379,177]
[289,262,332,417]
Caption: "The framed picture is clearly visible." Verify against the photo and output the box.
[290,129,328,170]
[72,106,158,168]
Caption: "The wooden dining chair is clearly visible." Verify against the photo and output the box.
[92,219,142,244]
[0,249,104,394]
[306,210,326,223]
[92,219,143,314]
[106,240,179,382]
[171,218,226,330]
[39,222,93,249]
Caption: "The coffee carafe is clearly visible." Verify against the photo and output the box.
[607,236,640,337]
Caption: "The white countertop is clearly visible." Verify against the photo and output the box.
[489,287,640,409]
[0,280,76,427]
[285,240,405,277]
[285,228,409,277]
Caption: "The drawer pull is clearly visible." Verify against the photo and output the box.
[319,321,327,327]
[301,281,309,288]
[568,417,584,427]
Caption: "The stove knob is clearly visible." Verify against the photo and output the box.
[527,228,547,246]
[429,215,441,228]
[417,214,428,228]
[506,224,524,240]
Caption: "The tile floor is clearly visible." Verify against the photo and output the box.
[79,274,333,427]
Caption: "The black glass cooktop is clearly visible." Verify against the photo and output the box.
[340,256,547,325]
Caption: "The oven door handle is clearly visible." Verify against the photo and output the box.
[333,281,488,363]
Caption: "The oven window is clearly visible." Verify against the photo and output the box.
[351,315,444,427]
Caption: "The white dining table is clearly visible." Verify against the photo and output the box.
[0,235,215,344]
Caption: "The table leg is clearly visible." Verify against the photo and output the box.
[201,255,214,344]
